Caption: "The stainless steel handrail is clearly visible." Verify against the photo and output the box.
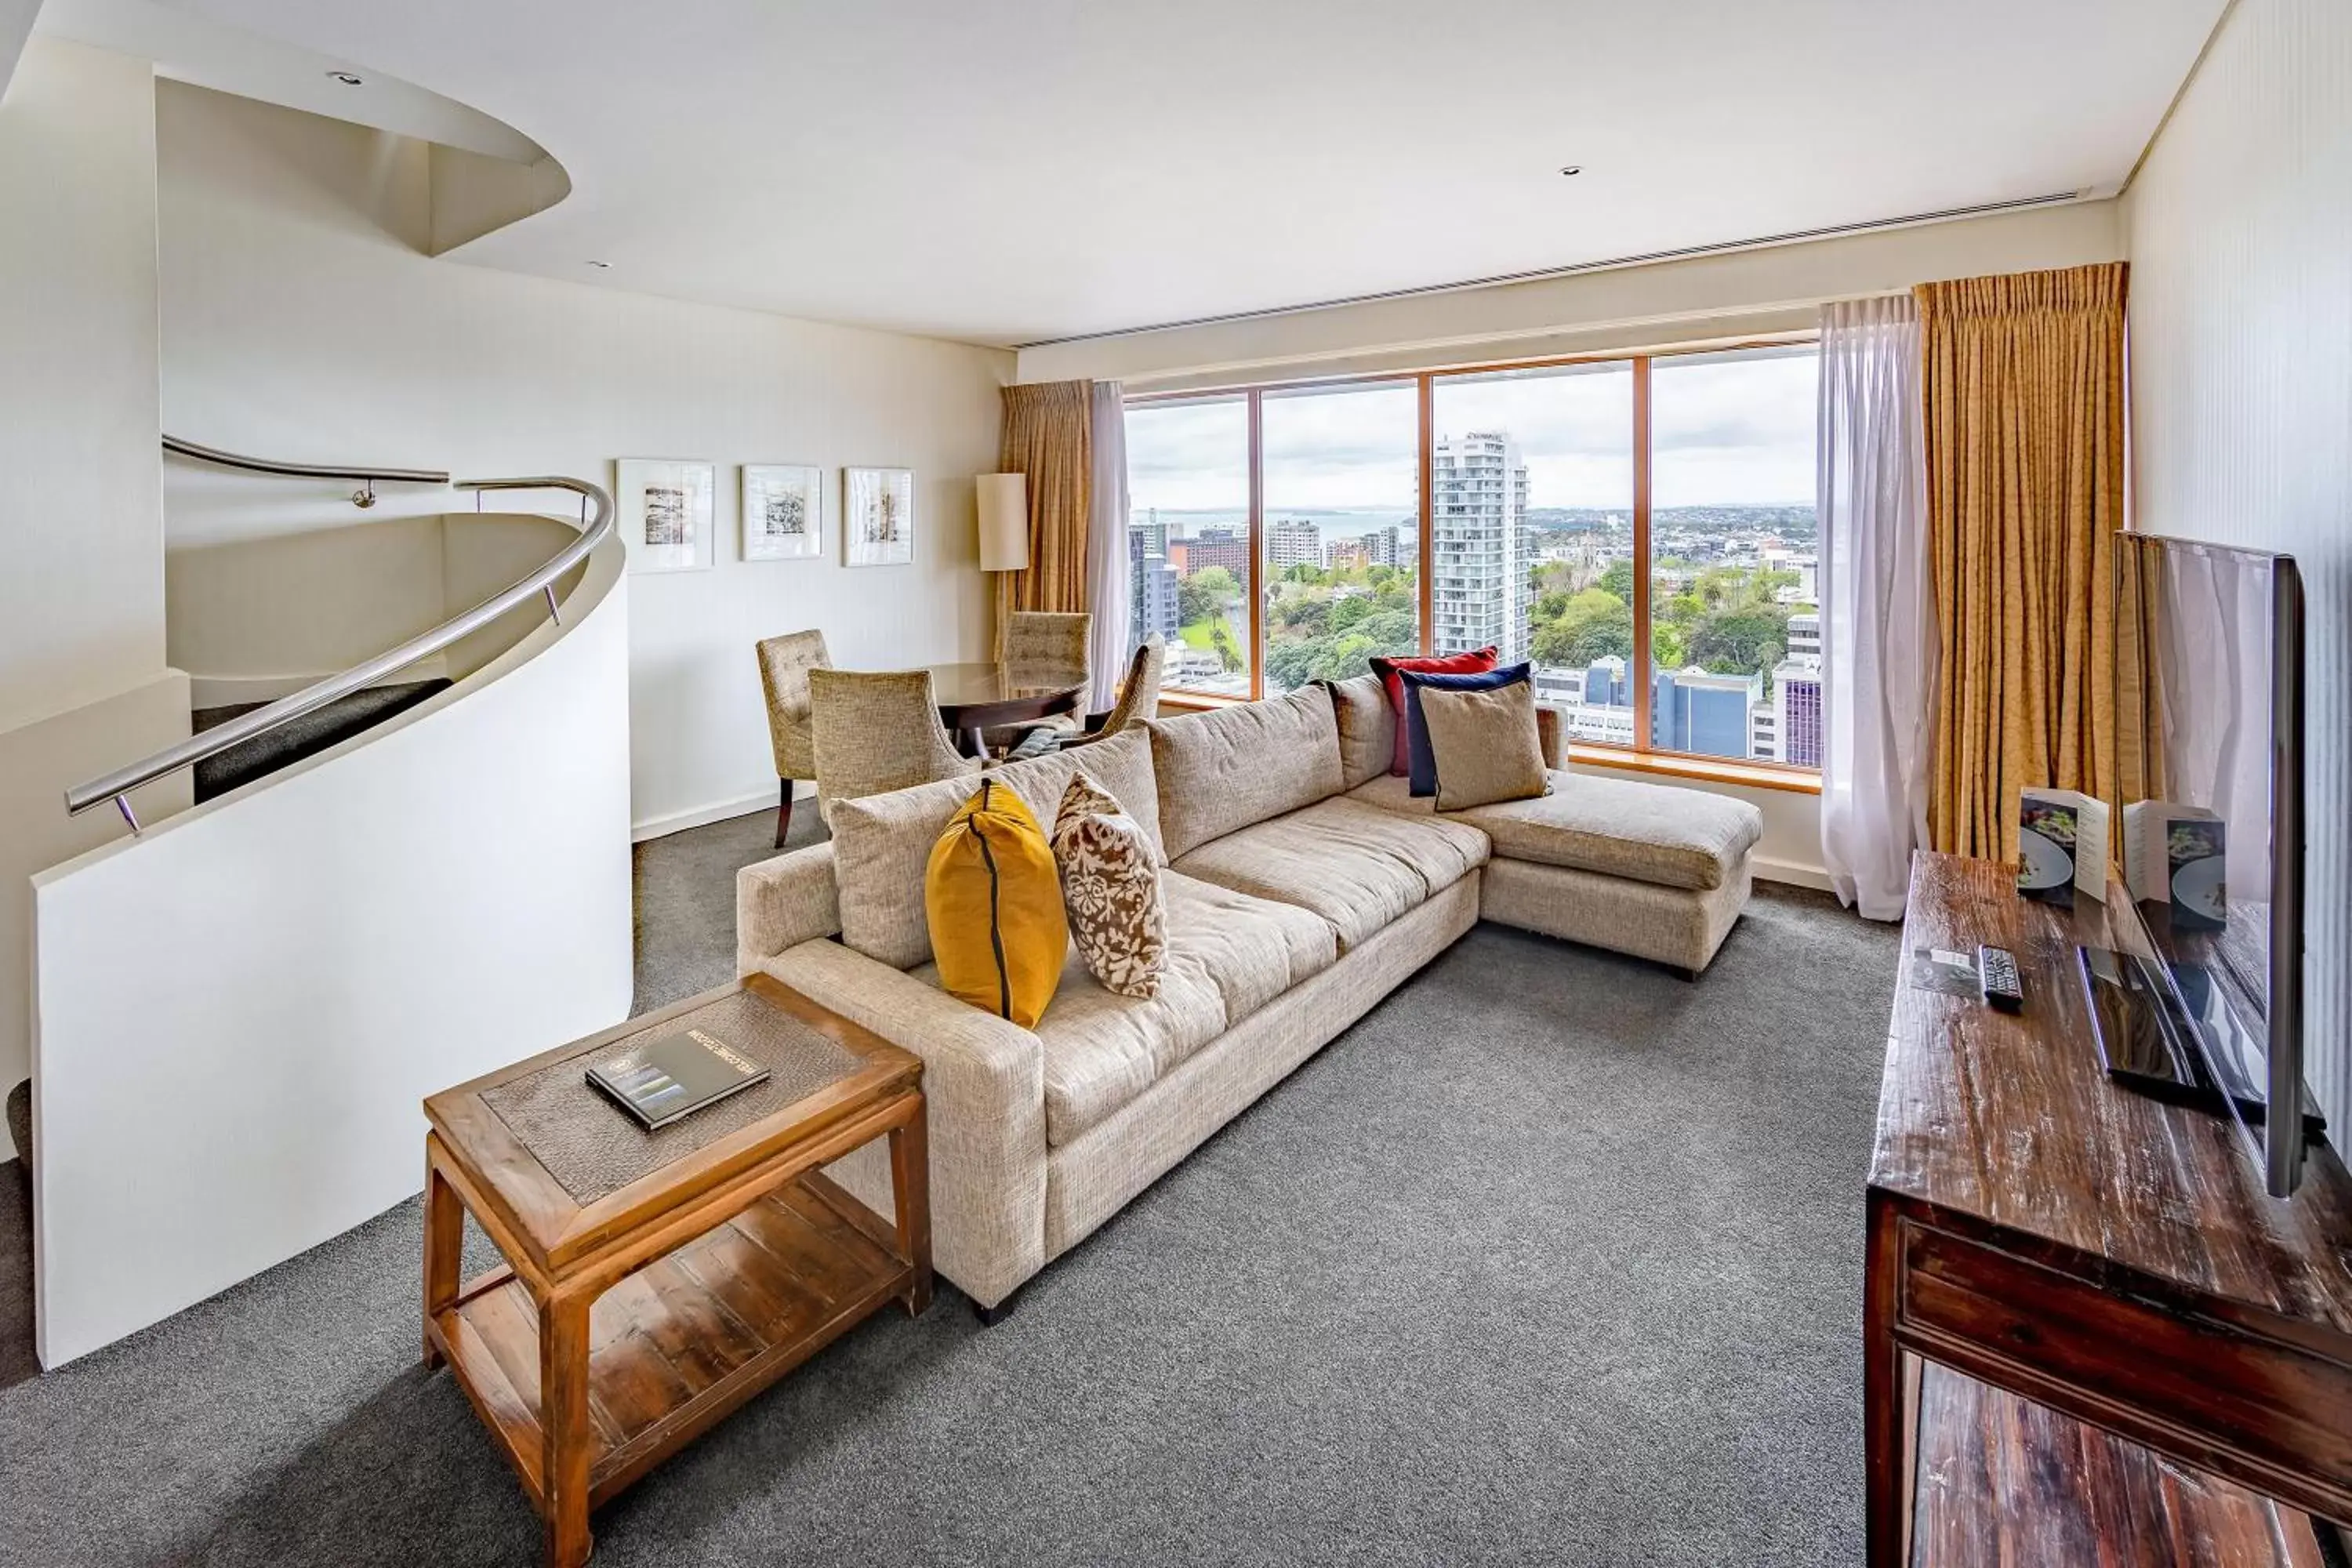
[162,434,450,487]
[64,474,613,828]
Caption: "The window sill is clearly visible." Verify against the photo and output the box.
[1564,745,1823,797]
[1150,694,1823,797]
[1154,690,1250,713]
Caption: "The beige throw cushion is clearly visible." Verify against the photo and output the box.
[1418,681,1552,812]
[1050,774,1167,999]
[1324,673,1396,792]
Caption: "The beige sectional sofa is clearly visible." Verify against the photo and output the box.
[736,675,1762,1315]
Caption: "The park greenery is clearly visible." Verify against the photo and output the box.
[1530,559,1803,690]
[1174,553,1807,694]
[1174,561,1420,690]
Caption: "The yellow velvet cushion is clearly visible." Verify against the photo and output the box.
[924,778,1069,1027]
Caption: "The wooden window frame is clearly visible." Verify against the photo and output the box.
[1123,339,1824,793]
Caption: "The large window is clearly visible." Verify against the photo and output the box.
[1648,347,1821,764]
[1260,381,1421,691]
[1125,342,1821,773]
[1125,394,1250,695]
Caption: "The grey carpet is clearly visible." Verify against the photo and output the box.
[0,818,1896,1567]
[192,679,454,803]
[631,794,828,1015]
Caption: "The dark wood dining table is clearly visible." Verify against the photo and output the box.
[926,662,1084,757]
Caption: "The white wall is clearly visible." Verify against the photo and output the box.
[2124,0,2352,1134]
[0,38,188,1160]
[0,0,39,108]
[155,80,1013,837]
[165,510,579,694]
[0,676,191,1162]
[32,534,630,1366]
[1018,201,2124,390]
[0,37,166,730]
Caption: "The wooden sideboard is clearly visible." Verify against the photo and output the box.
[1868,853,2352,1565]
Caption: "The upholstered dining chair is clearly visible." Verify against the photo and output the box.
[755,630,830,847]
[808,667,980,820]
[985,610,1092,753]
[1028,637,1164,758]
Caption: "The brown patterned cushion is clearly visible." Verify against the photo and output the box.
[1417,681,1552,812]
[1050,773,1167,999]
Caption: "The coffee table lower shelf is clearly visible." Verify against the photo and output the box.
[426,1172,911,1513]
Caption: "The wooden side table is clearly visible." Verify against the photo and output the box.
[422,974,929,1568]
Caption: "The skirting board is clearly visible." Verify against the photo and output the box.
[632,781,812,844]
[1752,855,1832,892]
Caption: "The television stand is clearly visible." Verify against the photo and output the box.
[1867,852,2352,1564]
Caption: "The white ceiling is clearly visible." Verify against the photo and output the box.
[61,0,2223,347]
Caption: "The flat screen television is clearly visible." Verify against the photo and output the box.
[2096,533,2314,1196]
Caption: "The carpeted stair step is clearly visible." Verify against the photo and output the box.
[192,678,454,802]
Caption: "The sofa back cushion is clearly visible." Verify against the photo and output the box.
[1325,674,1394,792]
[830,728,1160,971]
[1145,687,1343,861]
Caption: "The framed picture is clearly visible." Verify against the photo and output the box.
[742,464,823,562]
[844,466,915,567]
[617,459,714,574]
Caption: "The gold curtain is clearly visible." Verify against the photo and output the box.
[1916,262,2129,862]
[997,381,1094,650]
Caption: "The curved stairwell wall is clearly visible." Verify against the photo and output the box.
[28,514,630,1367]
[168,510,584,706]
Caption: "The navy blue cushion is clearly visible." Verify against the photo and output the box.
[1398,662,1533,797]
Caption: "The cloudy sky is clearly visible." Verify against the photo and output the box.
[1128,348,1819,514]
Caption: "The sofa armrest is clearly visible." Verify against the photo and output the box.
[736,843,842,975]
[759,938,1048,1308]
[1536,705,1566,769]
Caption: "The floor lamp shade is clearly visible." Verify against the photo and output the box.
[976,474,1030,573]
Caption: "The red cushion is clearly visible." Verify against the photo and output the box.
[1368,647,1497,775]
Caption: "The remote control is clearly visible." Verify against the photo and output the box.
[1978,946,2024,1013]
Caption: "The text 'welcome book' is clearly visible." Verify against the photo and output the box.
[586,1028,769,1131]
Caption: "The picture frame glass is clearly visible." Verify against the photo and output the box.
[742,465,822,561]
[844,467,915,566]
[619,459,715,574]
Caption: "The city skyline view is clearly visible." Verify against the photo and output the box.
[1124,346,1825,766]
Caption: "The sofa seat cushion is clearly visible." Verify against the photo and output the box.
[914,870,1337,1147]
[1348,770,1762,893]
[1171,797,1489,952]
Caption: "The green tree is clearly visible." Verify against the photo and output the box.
[1329,595,1374,634]
[1210,622,1243,674]
[1266,637,1321,691]
[1687,606,1790,676]
[1178,565,1240,627]
[1595,560,1637,602]
[1355,608,1416,652]
[1532,599,1634,666]
[1279,596,1330,635]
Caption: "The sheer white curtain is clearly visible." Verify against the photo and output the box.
[1818,296,1936,920]
[1083,381,1131,713]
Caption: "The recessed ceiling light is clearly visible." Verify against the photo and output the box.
[327,71,363,86]
[1559,165,1583,177]
[586,260,612,270]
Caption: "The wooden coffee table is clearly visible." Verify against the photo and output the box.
[421,974,929,1567]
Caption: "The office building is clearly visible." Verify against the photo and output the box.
[1430,431,1531,660]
